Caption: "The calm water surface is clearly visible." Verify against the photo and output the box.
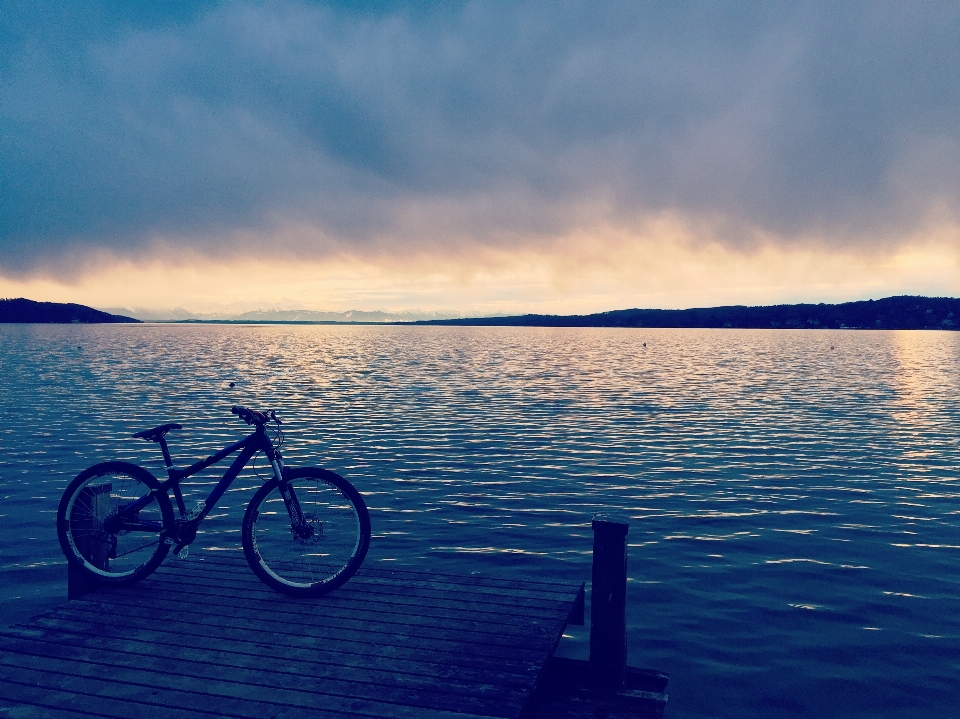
[1,324,958,718]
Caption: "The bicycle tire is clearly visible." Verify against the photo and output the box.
[242,467,371,597]
[57,461,173,584]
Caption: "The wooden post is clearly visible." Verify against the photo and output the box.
[67,484,111,600]
[589,512,629,688]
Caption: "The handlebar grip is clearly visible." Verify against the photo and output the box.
[231,405,269,425]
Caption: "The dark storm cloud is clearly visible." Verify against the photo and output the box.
[2,1,959,271]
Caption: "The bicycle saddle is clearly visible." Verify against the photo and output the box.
[132,423,183,442]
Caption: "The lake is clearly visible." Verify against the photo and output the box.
[1,324,958,718]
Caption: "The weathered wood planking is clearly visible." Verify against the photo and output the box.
[0,553,584,719]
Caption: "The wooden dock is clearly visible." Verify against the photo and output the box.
[0,553,590,719]
[1,513,668,719]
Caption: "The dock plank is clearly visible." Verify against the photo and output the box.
[12,616,543,679]
[1,625,534,690]
[35,602,553,663]
[0,651,506,719]
[0,553,583,719]
[168,560,580,610]
[0,631,526,705]
[94,576,570,633]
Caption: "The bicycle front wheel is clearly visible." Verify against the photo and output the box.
[57,462,173,584]
[242,467,371,596]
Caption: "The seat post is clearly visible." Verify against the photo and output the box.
[157,436,174,468]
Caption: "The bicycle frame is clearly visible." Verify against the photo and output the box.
[112,425,287,533]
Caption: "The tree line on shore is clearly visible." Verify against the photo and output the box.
[418,296,959,330]
[2,295,958,330]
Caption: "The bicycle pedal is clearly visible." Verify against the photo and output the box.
[175,545,189,559]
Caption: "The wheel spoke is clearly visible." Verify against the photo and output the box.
[113,539,160,558]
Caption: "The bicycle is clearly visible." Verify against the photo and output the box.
[56,406,371,596]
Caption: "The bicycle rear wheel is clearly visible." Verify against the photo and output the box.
[242,467,370,597]
[57,462,173,584]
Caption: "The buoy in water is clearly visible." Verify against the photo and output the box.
[229,382,235,388]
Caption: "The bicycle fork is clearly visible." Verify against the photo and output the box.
[274,459,313,539]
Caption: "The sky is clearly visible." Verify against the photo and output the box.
[2,1,959,316]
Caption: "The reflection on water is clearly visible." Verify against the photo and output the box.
[1,324,958,718]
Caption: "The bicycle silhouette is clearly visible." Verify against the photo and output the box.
[57,406,370,596]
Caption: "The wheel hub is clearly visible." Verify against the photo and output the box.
[292,514,323,546]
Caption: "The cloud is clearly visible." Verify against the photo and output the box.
[2,0,960,275]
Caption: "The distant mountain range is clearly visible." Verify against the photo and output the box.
[417,295,959,330]
[3,295,959,329]
[98,307,463,323]
[0,298,138,323]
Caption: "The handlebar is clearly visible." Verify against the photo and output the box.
[231,406,281,426]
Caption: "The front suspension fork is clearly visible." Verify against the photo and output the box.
[273,458,307,532]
